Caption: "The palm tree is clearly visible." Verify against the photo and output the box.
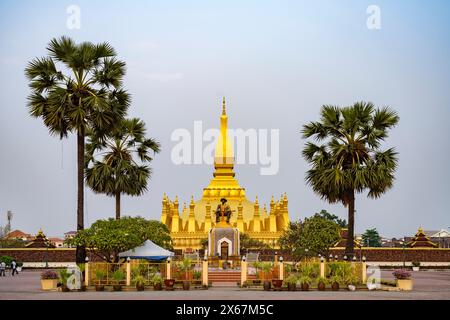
[25,36,130,262]
[85,118,161,219]
[302,102,399,257]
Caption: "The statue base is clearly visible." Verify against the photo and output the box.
[208,220,240,259]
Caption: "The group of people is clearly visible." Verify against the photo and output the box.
[0,259,19,276]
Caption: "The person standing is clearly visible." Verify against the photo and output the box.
[0,261,6,276]
[11,259,18,276]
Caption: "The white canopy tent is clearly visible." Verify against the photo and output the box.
[118,240,174,261]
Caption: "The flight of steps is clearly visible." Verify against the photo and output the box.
[208,270,256,287]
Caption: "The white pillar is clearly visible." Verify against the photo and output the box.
[126,260,131,286]
[202,259,208,287]
[241,260,248,287]
[84,261,90,286]
[166,260,172,279]
[320,260,325,278]
[362,261,367,284]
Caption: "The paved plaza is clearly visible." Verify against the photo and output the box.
[0,270,449,300]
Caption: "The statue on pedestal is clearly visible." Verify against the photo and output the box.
[215,198,232,223]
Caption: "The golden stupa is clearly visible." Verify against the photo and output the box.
[161,98,290,251]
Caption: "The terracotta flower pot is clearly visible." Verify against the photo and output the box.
[272,279,283,291]
[263,280,271,291]
[318,282,326,291]
[164,279,175,291]
[61,285,70,292]
[287,283,296,291]
[153,283,162,291]
[136,284,145,291]
[95,285,104,291]
[301,283,309,291]
[113,284,122,291]
[331,282,339,291]
[183,280,191,290]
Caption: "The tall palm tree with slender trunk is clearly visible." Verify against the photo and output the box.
[302,102,399,257]
[85,118,161,219]
[25,36,130,263]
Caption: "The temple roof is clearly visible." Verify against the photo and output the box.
[407,227,438,248]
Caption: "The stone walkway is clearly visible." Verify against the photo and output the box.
[0,270,449,300]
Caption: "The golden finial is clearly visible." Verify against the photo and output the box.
[190,196,195,205]
[222,97,226,115]
[255,196,259,205]
[174,195,179,203]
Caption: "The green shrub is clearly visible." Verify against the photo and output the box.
[95,270,105,281]
[112,269,125,281]
[284,274,298,285]
[152,273,163,285]
[0,256,13,266]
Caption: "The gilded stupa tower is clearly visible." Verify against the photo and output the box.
[161,98,290,251]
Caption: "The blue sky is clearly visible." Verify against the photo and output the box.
[0,0,449,238]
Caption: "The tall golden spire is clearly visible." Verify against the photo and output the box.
[222,97,226,115]
[214,97,234,171]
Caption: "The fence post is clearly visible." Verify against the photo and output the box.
[84,258,90,287]
[362,257,367,284]
[126,258,131,286]
[241,256,247,287]
[202,257,208,287]
[320,258,325,278]
[279,257,284,280]
[166,258,172,279]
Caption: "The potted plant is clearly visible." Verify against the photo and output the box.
[95,270,105,291]
[299,275,311,291]
[412,261,420,272]
[393,269,413,291]
[59,269,70,292]
[272,278,283,291]
[316,277,328,291]
[284,275,297,291]
[112,269,125,291]
[134,274,146,291]
[193,270,202,285]
[261,262,272,291]
[152,274,163,291]
[330,275,341,291]
[40,270,59,290]
[179,258,192,290]
[164,278,176,290]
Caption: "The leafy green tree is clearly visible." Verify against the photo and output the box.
[302,102,399,257]
[85,118,161,219]
[362,228,382,247]
[314,209,347,228]
[25,36,130,263]
[0,239,26,248]
[240,233,269,251]
[279,216,341,260]
[66,216,172,262]
[278,221,302,253]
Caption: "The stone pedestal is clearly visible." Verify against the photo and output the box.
[208,220,240,258]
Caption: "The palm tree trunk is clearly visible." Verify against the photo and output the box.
[345,190,355,258]
[115,192,121,220]
[76,128,86,264]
